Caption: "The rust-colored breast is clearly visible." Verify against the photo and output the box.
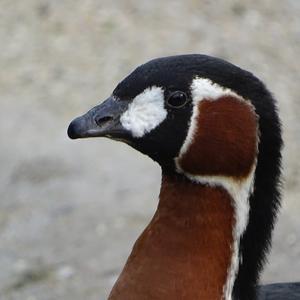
[108,175,234,300]
[178,96,258,178]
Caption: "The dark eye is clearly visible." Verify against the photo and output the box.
[166,91,188,108]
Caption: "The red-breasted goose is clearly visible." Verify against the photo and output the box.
[68,55,300,300]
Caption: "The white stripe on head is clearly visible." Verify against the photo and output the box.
[177,78,242,159]
[191,77,240,102]
[120,86,167,138]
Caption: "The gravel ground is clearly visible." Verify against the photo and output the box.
[0,1,299,299]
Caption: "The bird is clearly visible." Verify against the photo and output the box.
[68,54,300,300]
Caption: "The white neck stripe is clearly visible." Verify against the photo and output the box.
[175,77,258,300]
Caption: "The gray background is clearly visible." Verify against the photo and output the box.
[0,1,299,299]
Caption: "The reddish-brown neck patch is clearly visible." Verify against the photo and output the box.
[178,96,258,178]
[108,175,234,300]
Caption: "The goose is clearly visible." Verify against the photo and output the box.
[67,54,300,300]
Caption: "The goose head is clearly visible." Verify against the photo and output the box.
[68,54,282,299]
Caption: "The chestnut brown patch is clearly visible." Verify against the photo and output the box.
[178,96,258,178]
[109,175,234,300]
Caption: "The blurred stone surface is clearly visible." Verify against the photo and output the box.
[0,0,299,299]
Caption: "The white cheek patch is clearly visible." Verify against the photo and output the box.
[120,86,167,138]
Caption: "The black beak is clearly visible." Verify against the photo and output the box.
[67,96,129,140]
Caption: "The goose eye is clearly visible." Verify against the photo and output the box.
[166,91,188,108]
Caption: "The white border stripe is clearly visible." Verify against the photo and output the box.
[175,78,258,300]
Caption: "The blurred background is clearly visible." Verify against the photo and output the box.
[0,0,299,299]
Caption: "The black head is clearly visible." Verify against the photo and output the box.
[68,55,273,171]
[68,55,205,169]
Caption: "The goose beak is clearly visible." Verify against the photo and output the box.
[67,96,129,140]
